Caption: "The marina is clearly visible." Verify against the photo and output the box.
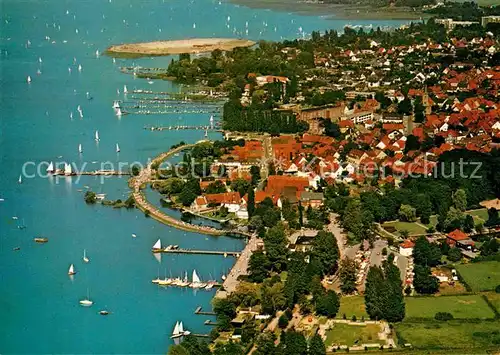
[152,244,241,257]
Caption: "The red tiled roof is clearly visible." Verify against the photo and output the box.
[447,229,469,241]
[400,240,415,248]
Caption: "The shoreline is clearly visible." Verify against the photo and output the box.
[229,0,429,21]
[106,38,256,58]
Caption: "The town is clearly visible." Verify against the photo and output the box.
[93,3,500,355]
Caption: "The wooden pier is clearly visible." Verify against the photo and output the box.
[194,306,216,316]
[203,320,218,326]
[145,125,222,132]
[51,170,130,177]
[157,248,240,257]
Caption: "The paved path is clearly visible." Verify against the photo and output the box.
[215,235,262,298]
[131,145,225,236]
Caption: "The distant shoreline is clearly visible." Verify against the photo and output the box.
[230,0,428,21]
[106,38,256,58]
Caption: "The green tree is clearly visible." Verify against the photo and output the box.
[167,345,189,355]
[231,178,250,197]
[205,180,227,194]
[309,333,326,355]
[248,250,270,283]
[339,257,358,294]
[84,191,97,204]
[250,165,261,186]
[315,290,340,318]
[261,282,287,315]
[399,204,417,222]
[452,189,467,212]
[283,330,307,355]
[413,265,439,294]
[212,298,236,331]
[247,187,255,218]
[447,247,462,262]
[310,231,340,276]
[413,236,442,267]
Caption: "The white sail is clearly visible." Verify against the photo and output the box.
[116,108,122,117]
[70,112,73,120]
[192,269,201,284]
[95,49,100,57]
[78,64,82,72]
[112,101,120,109]
[95,130,100,141]
[78,144,83,153]
[123,85,128,94]
[83,249,89,263]
[47,162,54,173]
[18,175,22,184]
[27,75,31,83]
[68,264,75,275]
[64,163,72,175]
[153,239,161,250]
[116,144,120,153]
[179,321,184,333]
[172,321,180,336]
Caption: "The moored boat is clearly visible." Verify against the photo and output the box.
[152,239,162,252]
[68,264,76,275]
[34,237,48,243]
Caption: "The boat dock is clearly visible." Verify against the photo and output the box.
[194,306,216,316]
[156,248,240,257]
[203,320,218,326]
[51,170,130,177]
[145,125,222,132]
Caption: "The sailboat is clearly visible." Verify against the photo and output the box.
[68,264,76,275]
[47,162,54,174]
[64,163,73,176]
[78,144,83,154]
[78,64,82,72]
[95,130,100,142]
[204,129,208,138]
[190,269,206,288]
[27,75,32,83]
[95,49,100,58]
[116,144,120,153]
[123,85,128,94]
[112,101,120,109]
[171,321,191,339]
[70,112,73,120]
[79,288,93,306]
[116,108,122,117]
[18,174,22,184]
[152,239,162,252]
[171,321,182,338]
[83,249,89,263]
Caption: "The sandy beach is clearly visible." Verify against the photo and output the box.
[106,38,256,57]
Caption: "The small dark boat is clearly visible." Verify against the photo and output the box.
[99,310,109,316]
[13,247,20,251]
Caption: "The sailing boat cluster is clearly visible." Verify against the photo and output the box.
[151,238,219,290]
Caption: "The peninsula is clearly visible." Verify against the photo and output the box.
[106,38,256,57]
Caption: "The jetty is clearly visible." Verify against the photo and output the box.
[194,306,216,316]
[145,125,221,132]
[51,169,129,177]
[157,247,240,257]
[130,145,225,236]
[106,38,256,57]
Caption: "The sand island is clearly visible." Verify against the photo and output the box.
[106,38,256,57]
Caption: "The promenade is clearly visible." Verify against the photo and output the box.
[215,235,262,298]
[130,145,225,236]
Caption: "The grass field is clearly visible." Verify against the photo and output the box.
[382,221,427,236]
[338,296,369,319]
[405,295,495,319]
[466,208,489,223]
[396,321,500,351]
[456,262,500,292]
[485,292,500,314]
[324,323,383,347]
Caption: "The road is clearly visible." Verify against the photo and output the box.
[327,213,358,259]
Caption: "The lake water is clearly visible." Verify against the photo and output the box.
[0,0,406,352]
